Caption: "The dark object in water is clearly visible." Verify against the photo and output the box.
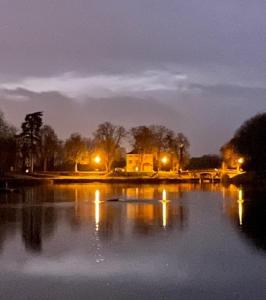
[107,198,121,202]
[0,188,19,193]
[107,198,157,203]
[0,181,20,193]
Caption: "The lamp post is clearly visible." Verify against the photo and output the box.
[161,156,168,164]
[94,155,101,164]
[93,155,101,171]
[179,143,184,173]
[160,155,168,172]
[237,157,244,173]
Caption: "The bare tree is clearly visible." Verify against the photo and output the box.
[64,133,89,172]
[93,122,126,172]
[40,125,60,171]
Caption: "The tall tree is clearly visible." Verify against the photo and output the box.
[223,113,266,172]
[0,111,17,173]
[93,122,126,172]
[150,125,174,170]
[220,140,240,169]
[130,125,190,171]
[169,132,190,171]
[130,126,155,154]
[40,125,60,171]
[187,155,222,170]
[20,112,43,173]
[64,133,89,172]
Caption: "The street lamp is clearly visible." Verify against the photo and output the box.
[179,143,184,173]
[238,157,244,165]
[237,157,244,173]
[161,156,168,164]
[94,155,101,164]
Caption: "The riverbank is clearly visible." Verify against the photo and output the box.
[229,172,266,187]
[0,172,220,187]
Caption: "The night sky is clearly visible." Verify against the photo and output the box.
[0,0,265,155]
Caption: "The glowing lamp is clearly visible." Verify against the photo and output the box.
[94,156,101,164]
[238,157,244,164]
[161,156,168,164]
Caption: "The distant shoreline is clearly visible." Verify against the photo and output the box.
[2,171,264,187]
[0,174,220,187]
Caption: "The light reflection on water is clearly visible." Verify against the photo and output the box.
[0,183,265,300]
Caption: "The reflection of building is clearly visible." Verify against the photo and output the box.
[125,187,154,199]
[126,151,153,172]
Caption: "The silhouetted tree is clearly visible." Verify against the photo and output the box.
[40,125,60,171]
[187,155,222,170]
[130,126,156,170]
[20,111,43,172]
[150,125,173,170]
[130,125,190,171]
[220,140,240,169]
[130,126,155,153]
[0,111,17,173]
[93,122,126,172]
[223,113,266,173]
[166,132,190,171]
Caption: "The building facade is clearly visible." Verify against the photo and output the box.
[126,152,154,172]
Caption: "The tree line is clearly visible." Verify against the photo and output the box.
[221,112,266,173]
[2,110,264,174]
[0,110,190,173]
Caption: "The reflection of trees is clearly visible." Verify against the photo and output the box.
[67,184,189,241]
[67,184,189,240]
[0,207,18,253]
[93,202,187,239]
[22,205,42,252]
[237,190,266,252]
[225,187,266,253]
[21,188,58,253]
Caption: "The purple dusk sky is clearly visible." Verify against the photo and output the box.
[0,0,265,155]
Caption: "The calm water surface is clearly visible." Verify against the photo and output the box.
[0,183,265,300]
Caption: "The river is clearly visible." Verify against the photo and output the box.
[0,183,265,299]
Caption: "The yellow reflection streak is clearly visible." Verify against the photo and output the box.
[237,189,244,226]
[162,201,167,228]
[161,189,168,228]
[95,189,101,231]
[162,189,167,202]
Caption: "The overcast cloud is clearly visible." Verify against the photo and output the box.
[0,0,265,154]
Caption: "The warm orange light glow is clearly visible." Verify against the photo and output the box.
[238,157,244,164]
[162,201,167,227]
[95,189,101,231]
[94,155,101,164]
[161,189,168,227]
[162,189,167,202]
[237,189,244,226]
[161,156,168,164]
